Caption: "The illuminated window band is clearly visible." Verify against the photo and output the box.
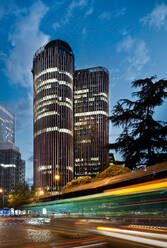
[38,164,60,171]
[34,127,73,138]
[100,97,108,103]
[34,101,73,116]
[77,139,91,143]
[75,89,89,94]
[34,67,73,81]
[0,163,16,168]
[74,94,87,99]
[75,111,108,117]
[59,102,72,110]
[34,101,73,122]
[35,79,72,94]
[34,111,59,122]
[39,165,52,171]
[75,121,87,126]
[93,92,108,98]
[68,167,73,172]
[36,84,52,94]
[34,95,72,108]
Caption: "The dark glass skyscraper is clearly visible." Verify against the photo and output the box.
[0,144,25,193]
[0,103,15,145]
[74,67,109,177]
[32,40,74,193]
[0,103,25,193]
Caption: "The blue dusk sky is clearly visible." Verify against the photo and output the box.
[0,0,167,184]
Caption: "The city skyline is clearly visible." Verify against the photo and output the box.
[0,0,167,184]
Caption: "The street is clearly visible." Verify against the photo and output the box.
[1,217,167,248]
[0,217,108,248]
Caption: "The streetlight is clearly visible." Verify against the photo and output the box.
[55,174,60,197]
[39,190,44,196]
[36,189,44,202]
[0,188,4,208]
[55,174,60,181]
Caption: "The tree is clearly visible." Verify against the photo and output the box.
[63,176,92,191]
[109,76,167,169]
[95,164,131,180]
[8,183,36,209]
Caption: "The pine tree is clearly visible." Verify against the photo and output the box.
[109,76,167,169]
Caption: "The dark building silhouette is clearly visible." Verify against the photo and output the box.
[32,40,74,193]
[0,144,25,193]
[74,67,109,177]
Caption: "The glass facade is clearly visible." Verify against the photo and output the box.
[74,67,109,177]
[0,103,15,145]
[0,145,25,193]
[32,40,74,193]
[0,104,25,193]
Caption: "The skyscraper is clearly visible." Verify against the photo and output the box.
[74,67,109,177]
[0,103,25,193]
[0,144,25,193]
[0,103,15,145]
[32,40,74,193]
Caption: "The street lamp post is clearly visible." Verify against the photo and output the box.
[55,174,60,197]
[0,188,4,208]
[36,189,44,202]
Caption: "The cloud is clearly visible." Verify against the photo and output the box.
[63,0,87,24]
[7,93,33,132]
[98,8,126,21]
[53,0,88,31]
[82,27,86,35]
[0,0,26,20]
[53,22,61,31]
[5,0,49,88]
[0,6,4,20]
[98,11,111,21]
[141,3,167,28]
[117,35,135,52]
[117,36,150,81]
[84,7,94,18]
[115,8,126,17]
[127,41,150,72]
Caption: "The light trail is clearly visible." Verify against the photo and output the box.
[121,225,167,233]
[72,178,167,201]
[96,226,167,247]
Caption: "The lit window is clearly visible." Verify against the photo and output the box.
[34,67,73,81]
[34,127,73,138]
[75,111,108,117]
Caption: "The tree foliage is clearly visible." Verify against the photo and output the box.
[95,164,131,180]
[109,76,167,169]
[63,176,92,191]
[8,183,36,209]
[63,164,130,190]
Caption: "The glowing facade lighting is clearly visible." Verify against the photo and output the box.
[33,40,74,193]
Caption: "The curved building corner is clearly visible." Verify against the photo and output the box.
[32,40,74,193]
